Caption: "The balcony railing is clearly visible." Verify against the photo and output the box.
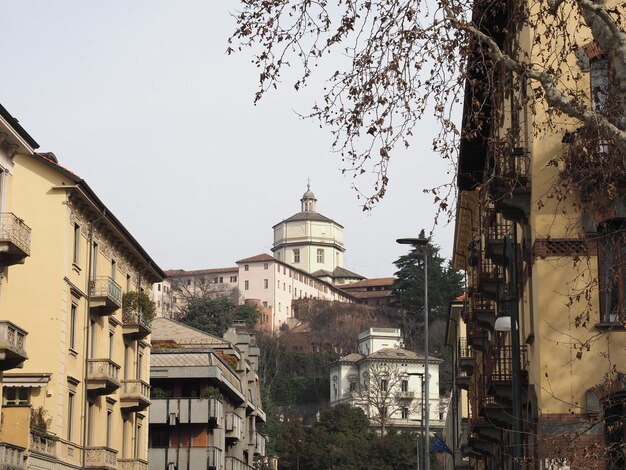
[122,310,151,339]
[87,359,121,395]
[85,446,117,469]
[0,321,27,370]
[90,277,122,314]
[255,433,267,456]
[0,442,25,469]
[225,456,249,470]
[225,412,243,441]
[208,446,224,469]
[120,379,151,411]
[30,431,57,458]
[118,458,148,470]
[149,398,224,426]
[0,212,31,266]
[489,345,528,382]
[397,391,415,399]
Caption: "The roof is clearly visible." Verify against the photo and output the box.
[165,267,238,277]
[367,348,424,361]
[342,277,396,289]
[151,317,228,347]
[31,153,165,282]
[349,290,393,299]
[236,253,275,264]
[336,353,365,363]
[151,352,213,367]
[0,103,39,149]
[272,211,344,228]
[311,266,364,280]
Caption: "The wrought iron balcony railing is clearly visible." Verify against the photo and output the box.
[90,277,122,314]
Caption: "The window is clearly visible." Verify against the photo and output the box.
[380,406,387,419]
[187,279,191,286]
[380,379,388,391]
[263,301,268,307]
[111,260,116,281]
[126,274,131,292]
[106,409,113,447]
[264,279,269,289]
[109,329,115,360]
[401,379,409,392]
[349,381,357,392]
[244,280,249,290]
[293,248,300,263]
[67,391,75,440]
[317,249,324,263]
[244,264,249,271]
[402,407,409,419]
[230,275,237,282]
[73,224,80,265]
[3,387,30,406]
[69,303,77,350]
[599,222,626,323]
[278,303,281,312]
[219,277,223,283]
[157,284,161,292]
[91,242,98,277]
[214,277,218,283]
[264,262,269,270]
[283,282,286,291]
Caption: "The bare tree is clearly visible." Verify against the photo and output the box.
[170,276,240,317]
[353,361,422,435]
[230,0,626,211]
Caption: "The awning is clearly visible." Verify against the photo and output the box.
[3,374,51,388]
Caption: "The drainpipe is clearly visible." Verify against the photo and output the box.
[82,208,107,470]
[506,231,522,469]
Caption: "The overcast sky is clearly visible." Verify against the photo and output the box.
[1,1,456,278]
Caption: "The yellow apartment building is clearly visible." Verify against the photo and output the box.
[0,103,164,470]
[448,1,626,469]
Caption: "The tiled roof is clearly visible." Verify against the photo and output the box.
[336,353,365,363]
[236,253,275,263]
[342,277,396,289]
[151,317,227,346]
[151,352,211,367]
[349,290,393,299]
[165,267,238,277]
[333,266,365,279]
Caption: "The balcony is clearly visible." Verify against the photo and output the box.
[397,391,415,400]
[84,446,117,469]
[487,345,529,404]
[148,447,223,470]
[87,359,121,395]
[149,398,224,426]
[0,213,31,266]
[458,337,474,374]
[90,277,122,314]
[225,412,243,441]
[470,294,496,331]
[485,220,511,265]
[122,310,151,340]
[118,458,148,470]
[467,322,489,353]
[0,321,27,370]
[225,456,249,470]
[120,379,151,412]
[30,430,57,459]
[490,148,531,224]
[0,442,25,470]
[255,433,266,456]
[476,253,502,301]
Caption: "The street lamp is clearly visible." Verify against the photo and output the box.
[397,237,430,470]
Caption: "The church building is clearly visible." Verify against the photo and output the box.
[272,185,364,285]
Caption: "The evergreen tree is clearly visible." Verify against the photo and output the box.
[178,296,259,337]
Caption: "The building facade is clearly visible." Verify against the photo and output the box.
[0,103,164,469]
[449,2,626,468]
[328,328,444,434]
[148,318,266,470]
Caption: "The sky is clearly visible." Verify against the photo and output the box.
[0,1,457,278]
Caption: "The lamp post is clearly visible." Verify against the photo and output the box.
[397,237,430,470]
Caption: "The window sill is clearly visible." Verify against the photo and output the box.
[595,322,626,331]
